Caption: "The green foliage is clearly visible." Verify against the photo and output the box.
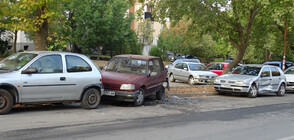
[0,28,9,55]
[149,46,162,58]
[137,19,154,46]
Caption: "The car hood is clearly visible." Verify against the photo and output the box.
[218,74,256,81]
[0,71,19,83]
[102,71,146,90]
[285,74,294,82]
[190,71,218,77]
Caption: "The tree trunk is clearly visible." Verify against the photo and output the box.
[13,30,17,53]
[97,43,101,60]
[222,47,246,74]
[34,20,48,51]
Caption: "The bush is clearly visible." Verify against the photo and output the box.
[149,46,163,58]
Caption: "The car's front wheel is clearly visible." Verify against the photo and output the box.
[276,83,286,96]
[248,84,258,98]
[156,86,165,101]
[0,89,14,115]
[81,88,101,109]
[188,76,194,85]
[134,88,145,106]
[169,74,175,82]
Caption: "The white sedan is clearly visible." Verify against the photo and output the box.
[284,66,294,92]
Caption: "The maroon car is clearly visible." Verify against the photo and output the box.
[101,55,167,106]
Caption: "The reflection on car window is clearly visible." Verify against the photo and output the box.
[261,67,270,77]
[30,55,63,73]
[270,67,280,76]
[175,63,183,69]
[105,57,147,75]
[285,68,294,74]
[231,66,261,76]
[189,64,208,71]
[66,55,92,72]
[0,53,37,72]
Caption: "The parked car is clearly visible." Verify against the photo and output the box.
[101,55,167,106]
[264,61,293,70]
[207,62,229,76]
[165,58,201,69]
[0,52,104,114]
[168,62,218,85]
[284,66,294,92]
[214,64,286,98]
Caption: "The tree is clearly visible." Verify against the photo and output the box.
[137,19,154,47]
[0,0,67,51]
[141,0,293,74]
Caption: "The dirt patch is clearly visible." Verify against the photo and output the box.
[166,85,216,94]
[92,60,108,67]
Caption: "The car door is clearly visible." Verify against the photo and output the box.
[145,60,159,94]
[153,59,166,91]
[173,63,183,80]
[258,67,272,93]
[21,54,71,102]
[180,63,190,82]
[270,67,282,92]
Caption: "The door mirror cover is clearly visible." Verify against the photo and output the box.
[22,67,38,74]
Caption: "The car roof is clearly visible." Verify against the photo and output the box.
[241,64,265,67]
[182,62,202,65]
[264,61,293,64]
[22,51,80,55]
[209,62,229,65]
[114,54,159,60]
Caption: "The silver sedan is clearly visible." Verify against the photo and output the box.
[214,64,286,98]
[168,62,218,85]
[284,66,294,92]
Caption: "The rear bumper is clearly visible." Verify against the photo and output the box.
[103,90,140,102]
[214,84,250,93]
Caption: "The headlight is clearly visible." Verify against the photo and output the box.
[235,80,244,85]
[199,75,206,78]
[120,84,135,90]
[214,79,220,83]
[194,75,200,78]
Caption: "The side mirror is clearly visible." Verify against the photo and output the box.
[183,68,188,71]
[22,67,38,74]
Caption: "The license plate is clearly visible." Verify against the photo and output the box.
[221,84,231,88]
[105,91,115,96]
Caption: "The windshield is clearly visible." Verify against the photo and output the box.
[0,53,38,72]
[231,66,261,76]
[172,59,200,65]
[285,68,294,74]
[104,57,147,75]
[189,64,208,71]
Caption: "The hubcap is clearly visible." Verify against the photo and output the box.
[88,93,97,105]
[137,91,144,104]
[251,86,257,96]
[189,77,194,85]
[170,75,174,81]
[0,96,7,109]
[280,85,285,95]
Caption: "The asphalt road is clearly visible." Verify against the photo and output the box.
[1,93,294,140]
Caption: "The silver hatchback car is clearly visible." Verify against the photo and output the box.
[214,64,286,98]
[0,51,104,114]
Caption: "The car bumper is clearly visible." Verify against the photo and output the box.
[214,84,250,93]
[103,90,140,102]
[193,78,215,84]
[286,85,294,91]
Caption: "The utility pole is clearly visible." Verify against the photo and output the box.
[282,18,287,71]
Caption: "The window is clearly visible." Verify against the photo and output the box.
[30,55,62,73]
[285,68,294,74]
[149,59,163,75]
[260,67,270,77]
[175,63,183,69]
[66,55,92,72]
[207,64,216,70]
[183,63,188,70]
[270,67,280,76]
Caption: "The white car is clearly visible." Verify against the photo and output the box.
[168,62,218,85]
[284,66,294,92]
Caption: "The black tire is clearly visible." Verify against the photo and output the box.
[81,88,101,109]
[188,76,194,85]
[0,89,14,115]
[276,83,286,96]
[216,91,226,95]
[248,84,258,98]
[169,74,176,82]
[134,88,145,106]
[156,86,165,100]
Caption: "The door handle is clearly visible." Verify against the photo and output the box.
[60,77,66,81]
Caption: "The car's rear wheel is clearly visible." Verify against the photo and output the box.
[134,88,145,106]
[248,84,258,98]
[276,83,286,96]
[81,88,101,109]
[188,76,194,85]
[156,86,165,101]
[169,74,175,82]
[0,89,13,115]
[216,91,226,95]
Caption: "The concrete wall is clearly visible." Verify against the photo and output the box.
[15,31,34,51]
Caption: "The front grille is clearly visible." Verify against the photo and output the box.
[220,80,226,83]
[288,82,294,86]
[220,87,233,91]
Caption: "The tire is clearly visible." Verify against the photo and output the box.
[134,88,145,106]
[276,83,286,96]
[169,74,175,82]
[248,84,258,98]
[156,86,165,100]
[216,91,226,95]
[0,89,14,115]
[81,88,101,109]
[188,76,194,85]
